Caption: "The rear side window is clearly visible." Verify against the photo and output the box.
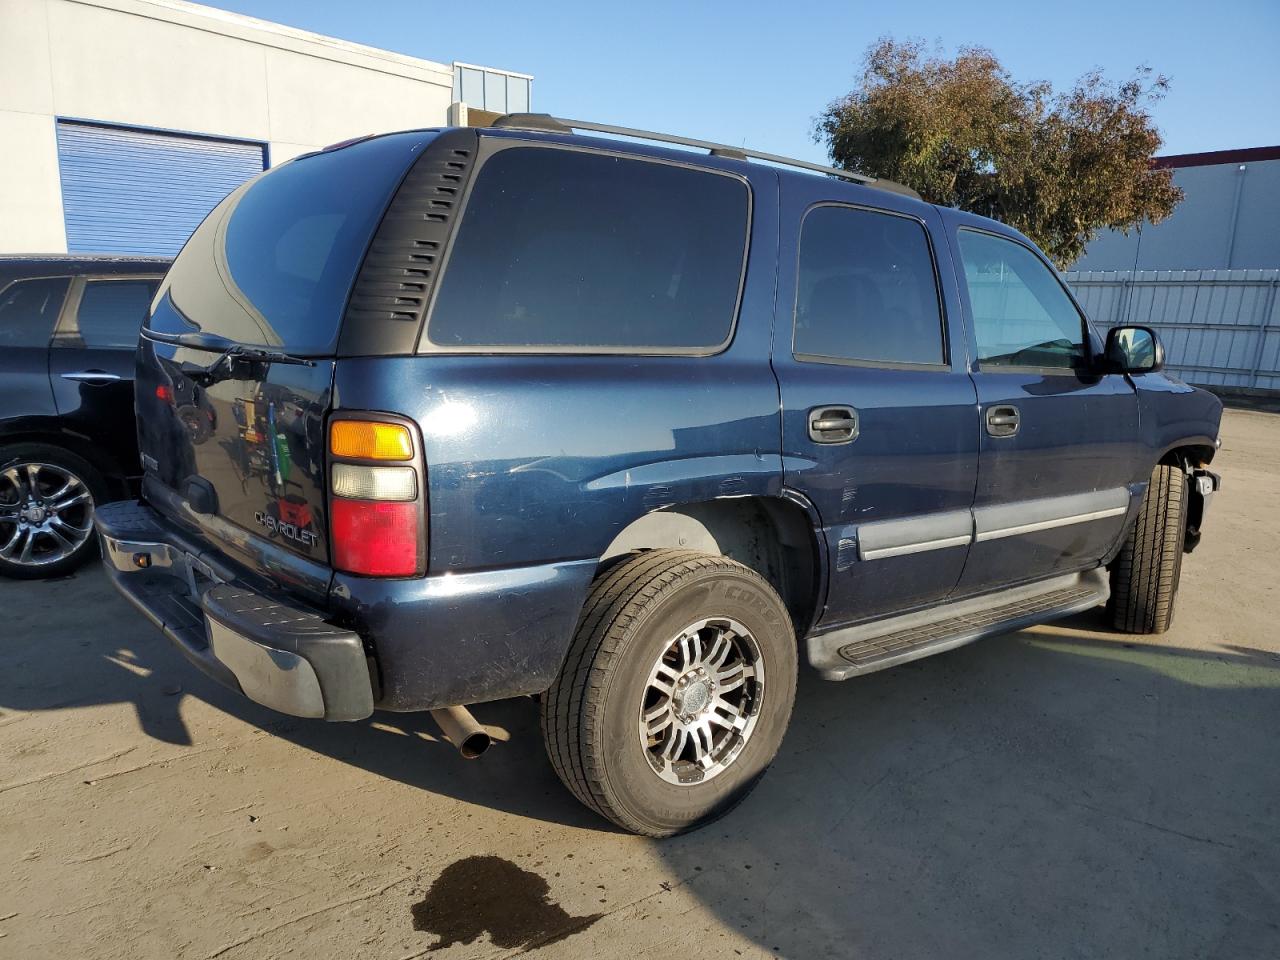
[794,205,944,366]
[65,279,159,348]
[150,132,432,354]
[0,277,69,348]
[427,147,749,351]
[958,229,1087,370]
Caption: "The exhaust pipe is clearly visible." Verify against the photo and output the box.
[430,705,492,759]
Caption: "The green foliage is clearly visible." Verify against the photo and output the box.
[815,39,1183,267]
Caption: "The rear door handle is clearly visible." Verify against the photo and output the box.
[808,405,859,444]
[986,404,1020,437]
[60,370,122,384]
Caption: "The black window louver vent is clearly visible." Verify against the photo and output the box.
[338,129,480,356]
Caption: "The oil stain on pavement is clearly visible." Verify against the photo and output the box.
[411,855,604,953]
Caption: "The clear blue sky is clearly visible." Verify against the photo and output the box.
[207,0,1278,163]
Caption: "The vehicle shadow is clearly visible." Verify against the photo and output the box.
[653,616,1280,958]
[2,570,1278,957]
[0,569,608,830]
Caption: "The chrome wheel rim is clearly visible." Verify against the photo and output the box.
[0,462,95,568]
[638,616,764,786]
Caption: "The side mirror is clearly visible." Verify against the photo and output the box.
[1106,325,1164,374]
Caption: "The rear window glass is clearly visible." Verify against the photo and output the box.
[149,132,432,354]
[66,279,159,349]
[427,147,749,351]
[795,205,944,366]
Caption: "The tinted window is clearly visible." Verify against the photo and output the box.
[958,230,1086,369]
[149,132,432,354]
[794,205,944,365]
[69,279,159,348]
[0,276,68,348]
[427,147,749,350]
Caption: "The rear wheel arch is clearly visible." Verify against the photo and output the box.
[0,426,130,498]
[600,496,822,637]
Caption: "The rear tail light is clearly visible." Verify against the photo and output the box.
[328,417,424,577]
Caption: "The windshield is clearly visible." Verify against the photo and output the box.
[148,131,434,355]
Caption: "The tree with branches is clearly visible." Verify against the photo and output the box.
[816,39,1182,267]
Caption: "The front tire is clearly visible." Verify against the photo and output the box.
[1110,463,1188,634]
[541,550,798,837]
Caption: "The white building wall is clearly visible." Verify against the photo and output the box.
[1073,157,1280,272]
[0,0,460,253]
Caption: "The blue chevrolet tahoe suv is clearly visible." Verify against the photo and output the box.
[95,116,1222,836]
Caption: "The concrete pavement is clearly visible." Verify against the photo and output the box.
[1,408,1277,959]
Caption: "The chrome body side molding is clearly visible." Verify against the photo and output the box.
[857,510,973,561]
[855,488,1135,561]
[973,488,1131,543]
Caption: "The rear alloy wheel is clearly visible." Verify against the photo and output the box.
[638,616,765,785]
[0,444,105,580]
[542,550,797,837]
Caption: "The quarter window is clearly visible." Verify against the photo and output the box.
[958,230,1087,370]
[0,277,69,348]
[794,205,944,366]
[427,147,749,351]
[149,131,432,354]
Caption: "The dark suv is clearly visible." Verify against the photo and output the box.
[95,118,1221,836]
[1,255,168,578]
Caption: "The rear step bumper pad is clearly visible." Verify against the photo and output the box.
[94,500,374,721]
[807,569,1110,680]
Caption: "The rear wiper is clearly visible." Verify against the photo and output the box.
[143,328,231,351]
[142,328,316,384]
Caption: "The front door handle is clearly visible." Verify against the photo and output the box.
[986,404,1020,437]
[60,370,122,384]
[808,405,859,444]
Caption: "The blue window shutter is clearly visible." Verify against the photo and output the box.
[56,122,265,256]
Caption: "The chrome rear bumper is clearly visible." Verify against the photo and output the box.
[95,500,374,721]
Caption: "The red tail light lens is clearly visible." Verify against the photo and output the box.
[330,498,419,577]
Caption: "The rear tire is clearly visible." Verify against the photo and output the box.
[1110,463,1188,634]
[541,550,797,837]
[0,443,107,580]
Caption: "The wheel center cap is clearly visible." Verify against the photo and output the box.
[21,502,47,524]
[674,670,713,718]
[680,680,710,715]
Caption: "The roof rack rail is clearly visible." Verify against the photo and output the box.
[489,113,922,200]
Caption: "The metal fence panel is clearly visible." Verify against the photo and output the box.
[1064,269,1280,390]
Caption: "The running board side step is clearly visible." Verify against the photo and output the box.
[807,569,1109,680]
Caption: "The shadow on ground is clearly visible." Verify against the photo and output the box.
[0,569,610,832]
[2,571,1278,957]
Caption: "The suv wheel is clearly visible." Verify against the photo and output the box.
[541,550,797,837]
[0,443,106,580]
[1110,463,1188,634]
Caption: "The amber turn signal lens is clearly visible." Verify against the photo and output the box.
[329,420,413,461]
